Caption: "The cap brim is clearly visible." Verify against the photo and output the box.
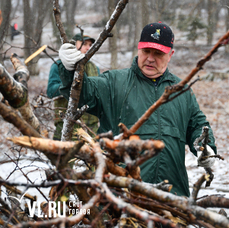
[84,37,95,43]
[138,42,171,54]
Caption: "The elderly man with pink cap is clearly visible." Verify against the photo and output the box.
[57,22,216,197]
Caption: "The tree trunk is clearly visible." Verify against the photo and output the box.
[153,0,160,21]
[225,1,229,55]
[141,0,149,27]
[207,0,219,45]
[23,0,33,65]
[50,9,61,47]
[23,0,38,75]
[63,0,78,38]
[131,1,142,59]
[108,0,118,69]
[23,0,51,76]
[0,0,11,61]
[126,2,137,52]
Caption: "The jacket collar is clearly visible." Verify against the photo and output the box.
[131,56,176,84]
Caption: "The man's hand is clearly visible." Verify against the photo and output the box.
[59,43,85,71]
[197,145,215,168]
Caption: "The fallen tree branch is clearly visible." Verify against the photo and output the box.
[0,102,40,137]
[100,137,164,162]
[2,167,229,227]
[104,174,229,227]
[7,136,131,178]
[197,195,229,208]
[101,183,178,227]
[0,54,40,132]
[105,174,172,193]
[7,136,83,169]
[191,174,207,202]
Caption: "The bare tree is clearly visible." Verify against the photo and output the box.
[131,1,142,59]
[63,0,78,38]
[207,0,220,45]
[108,0,118,69]
[23,0,52,76]
[0,0,11,58]
[225,0,229,55]
[141,0,149,27]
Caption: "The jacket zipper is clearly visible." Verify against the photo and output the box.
[154,85,161,183]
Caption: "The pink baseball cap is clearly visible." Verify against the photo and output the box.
[138,22,174,54]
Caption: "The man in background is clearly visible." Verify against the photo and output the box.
[47,33,100,140]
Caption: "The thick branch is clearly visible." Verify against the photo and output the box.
[101,183,178,227]
[104,175,229,227]
[0,102,40,137]
[191,174,206,202]
[0,63,27,108]
[7,136,130,178]
[197,195,229,208]
[60,0,129,141]
[0,54,40,132]
[105,174,172,192]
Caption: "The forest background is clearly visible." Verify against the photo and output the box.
[0,0,229,227]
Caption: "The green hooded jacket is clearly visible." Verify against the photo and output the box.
[59,56,216,196]
[47,59,100,139]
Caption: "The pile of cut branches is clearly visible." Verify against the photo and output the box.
[0,53,228,228]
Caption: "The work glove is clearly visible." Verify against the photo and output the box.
[59,43,85,71]
[197,145,215,168]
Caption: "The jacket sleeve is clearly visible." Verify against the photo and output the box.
[58,61,75,100]
[78,72,109,117]
[58,61,110,117]
[186,91,217,156]
[47,61,62,98]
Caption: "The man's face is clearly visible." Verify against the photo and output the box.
[76,40,93,54]
[137,48,174,79]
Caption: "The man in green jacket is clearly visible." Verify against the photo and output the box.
[47,33,100,140]
[57,22,217,197]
